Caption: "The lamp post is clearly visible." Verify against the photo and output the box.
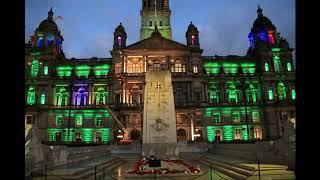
[234,67,252,141]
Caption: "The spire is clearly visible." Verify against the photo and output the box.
[48,7,54,21]
[257,5,263,17]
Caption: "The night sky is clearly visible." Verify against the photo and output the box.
[25,0,295,59]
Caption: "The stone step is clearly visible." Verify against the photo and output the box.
[199,159,247,180]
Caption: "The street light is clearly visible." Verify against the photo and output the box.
[234,67,253,141]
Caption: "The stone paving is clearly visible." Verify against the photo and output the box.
[29,152,295,180]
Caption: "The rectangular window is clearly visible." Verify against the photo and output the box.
[193,66,198,73]
[291,89,296,100]
[252,112,259,122]
[213,113,220,124]
[95,116,103,126]
[287,63,292,71]
[265,63,269,72]
[56,115,63,126]
[254,128,262,139]
[228,91,237,103]
[75,115,82,126]
[235,129,241,140]
[149,21,152,26]
[40,93,46,105]
[232,113,240,122]
[160,21,162,26]
[25,115,33,125]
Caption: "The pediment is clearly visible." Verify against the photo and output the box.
[125,35,188,51]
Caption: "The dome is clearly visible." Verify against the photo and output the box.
[187,22,198,32]
[38,19,59,32]
[38,8,59,33]
[115,23,126,33]
[252,6,276,33]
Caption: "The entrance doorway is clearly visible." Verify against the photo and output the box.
[130,129,141,140]
[214,130,221,143]
[55,132,62,142]
[177,128,186,142]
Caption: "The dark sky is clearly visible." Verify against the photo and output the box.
[25,0,295,59]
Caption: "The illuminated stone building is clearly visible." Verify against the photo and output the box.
[25,2,295,144]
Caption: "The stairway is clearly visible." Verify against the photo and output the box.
[199,156,256,180]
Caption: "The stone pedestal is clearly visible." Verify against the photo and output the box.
[142,70,177,158]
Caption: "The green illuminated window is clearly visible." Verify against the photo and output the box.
[27,87,36,105]
[75,115,82,126]
[278,82,287,100]
[287,63,292,71]
[241,63,256,74]
[57,66,72,77]
[223,63,238,74]
[213,113,220,124]
[76,65,91,77]
[94,64,110,76]
[204,62,220,74]
[95,87,107,105]
[56,87,69,106]
[40,93,46,105]
[252,112,259,122]
[209,90,219,103]
[232,112,240,122]
[228,90,237,103]
[268,90,273,100]
[223,126,234,141]
[44,66,48,75]
[273,55,281,72]
[265,63,269,72]
[31,60,40,78]
[291,89,296,100]
[95,116,103,126]
[247,84,257,103]
[56,115,63,126]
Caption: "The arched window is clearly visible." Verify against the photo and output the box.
[268,89,273,100]
[31,60,40,78]
[95,87,106,105]
[291,89,296,100]
[268,32,275,45]
[228,84,238,103]
[40,93,46,105]
[47,34,55,45]
[278,82,287,100]
[246,84,257,103]
[265,62,269,72]
[74,87,88,106]
[43,66,48,75]
[191,35,196,45]
[27,87,36,105]
[56,87,69,106]
[287,63,292,71]
[117,36,122,46]
[148,0,151,7]
[38,34,43,47]
[273,55,281,72]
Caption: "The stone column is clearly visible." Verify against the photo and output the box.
[187,82,191,103]
[53,86,56,105]
[89,84,93,105]
[123,56,127,73]
[144,56,147,72]
[204,83,208,103]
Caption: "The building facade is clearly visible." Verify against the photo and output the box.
[25,2,295,144]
